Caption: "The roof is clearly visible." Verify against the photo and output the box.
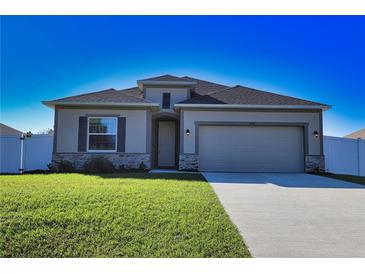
[0,123,23,136]
[43,88,153,106]
[43,75,329,109]
[178,85,328,107]
[121,76,229,97]
[122,86,144,98]
[182,76,229,95]
[344,128,365,139]
[140,74,192,82]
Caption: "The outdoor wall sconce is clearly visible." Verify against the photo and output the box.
[314,131,319,138]
[186,129,190,136]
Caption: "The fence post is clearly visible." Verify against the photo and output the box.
[357,138,361,176]
[19,134,25,174]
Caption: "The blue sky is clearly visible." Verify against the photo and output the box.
[1,16,364,136]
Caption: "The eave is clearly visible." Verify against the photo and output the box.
[137,80,197,90]
[42,101,160,110]
[174,104,331,111]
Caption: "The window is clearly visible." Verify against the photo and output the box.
[162,93,171,109]
[87,117,117,151]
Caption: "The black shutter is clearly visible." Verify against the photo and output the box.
[117,117,126,152]
[78,116,87,152]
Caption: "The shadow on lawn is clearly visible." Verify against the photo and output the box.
[91,172,207,182]
[0,171,206,182]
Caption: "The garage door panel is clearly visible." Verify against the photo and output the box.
[199,126,304,172]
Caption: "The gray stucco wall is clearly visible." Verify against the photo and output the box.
[56,108,148,153]
[145,87,188,109]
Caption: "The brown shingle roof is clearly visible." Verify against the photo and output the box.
[126,76,229,96]
[51,88,151,104]
[178,85,328,106]
[44,75,328,107]
[120,87,144,99]
[182,76,229,95]
[140,74,192,82]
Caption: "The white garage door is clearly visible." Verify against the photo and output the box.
[199,125,304,172]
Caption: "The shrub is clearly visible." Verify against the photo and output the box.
[138,161,147,171]
[311,166,327,174]
[48,160,75,173]
[116,164,126,172]
[83,157,115,174]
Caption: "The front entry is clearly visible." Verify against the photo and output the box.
[158,121,176,168]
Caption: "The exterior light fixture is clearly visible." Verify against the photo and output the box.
[186,129,190,136]
[314,131,319,138]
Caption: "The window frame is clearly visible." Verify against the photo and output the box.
[86,116,118,153]
[162,92,171,109]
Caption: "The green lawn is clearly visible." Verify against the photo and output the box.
[318,173,365,186]
[0,173,250,258]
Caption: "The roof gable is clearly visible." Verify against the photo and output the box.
[139,74,192,82]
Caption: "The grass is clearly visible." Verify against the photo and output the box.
[318,173,365,186]
[0,173,250,258]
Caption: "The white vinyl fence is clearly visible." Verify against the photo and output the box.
[0,134,53,173]
[324,136,365,176]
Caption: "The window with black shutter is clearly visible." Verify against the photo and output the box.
[87,117,117,151]
[162,93,171,109]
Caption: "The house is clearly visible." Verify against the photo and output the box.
[0,123,23,136]
[344,128,365,140]
[43,75,330,172]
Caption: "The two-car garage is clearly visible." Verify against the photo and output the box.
[198,125,305,172]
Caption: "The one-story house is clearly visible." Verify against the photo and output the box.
[43,75,330,172]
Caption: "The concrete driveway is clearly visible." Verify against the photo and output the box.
[203,172,365,257]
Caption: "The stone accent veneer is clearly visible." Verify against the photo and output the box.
[53,153,151,170]
[305,155,325,173]
[178,154,199,171]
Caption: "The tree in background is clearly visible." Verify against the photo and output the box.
[37,128,54,135]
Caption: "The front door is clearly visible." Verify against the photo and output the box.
[158,121,176,167]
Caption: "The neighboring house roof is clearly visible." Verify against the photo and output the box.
[178,85,328,106]
[344,128,365,139]
[0,123,23,136]
[43,75,329,109]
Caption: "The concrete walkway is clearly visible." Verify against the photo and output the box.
[203,172,365,257]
